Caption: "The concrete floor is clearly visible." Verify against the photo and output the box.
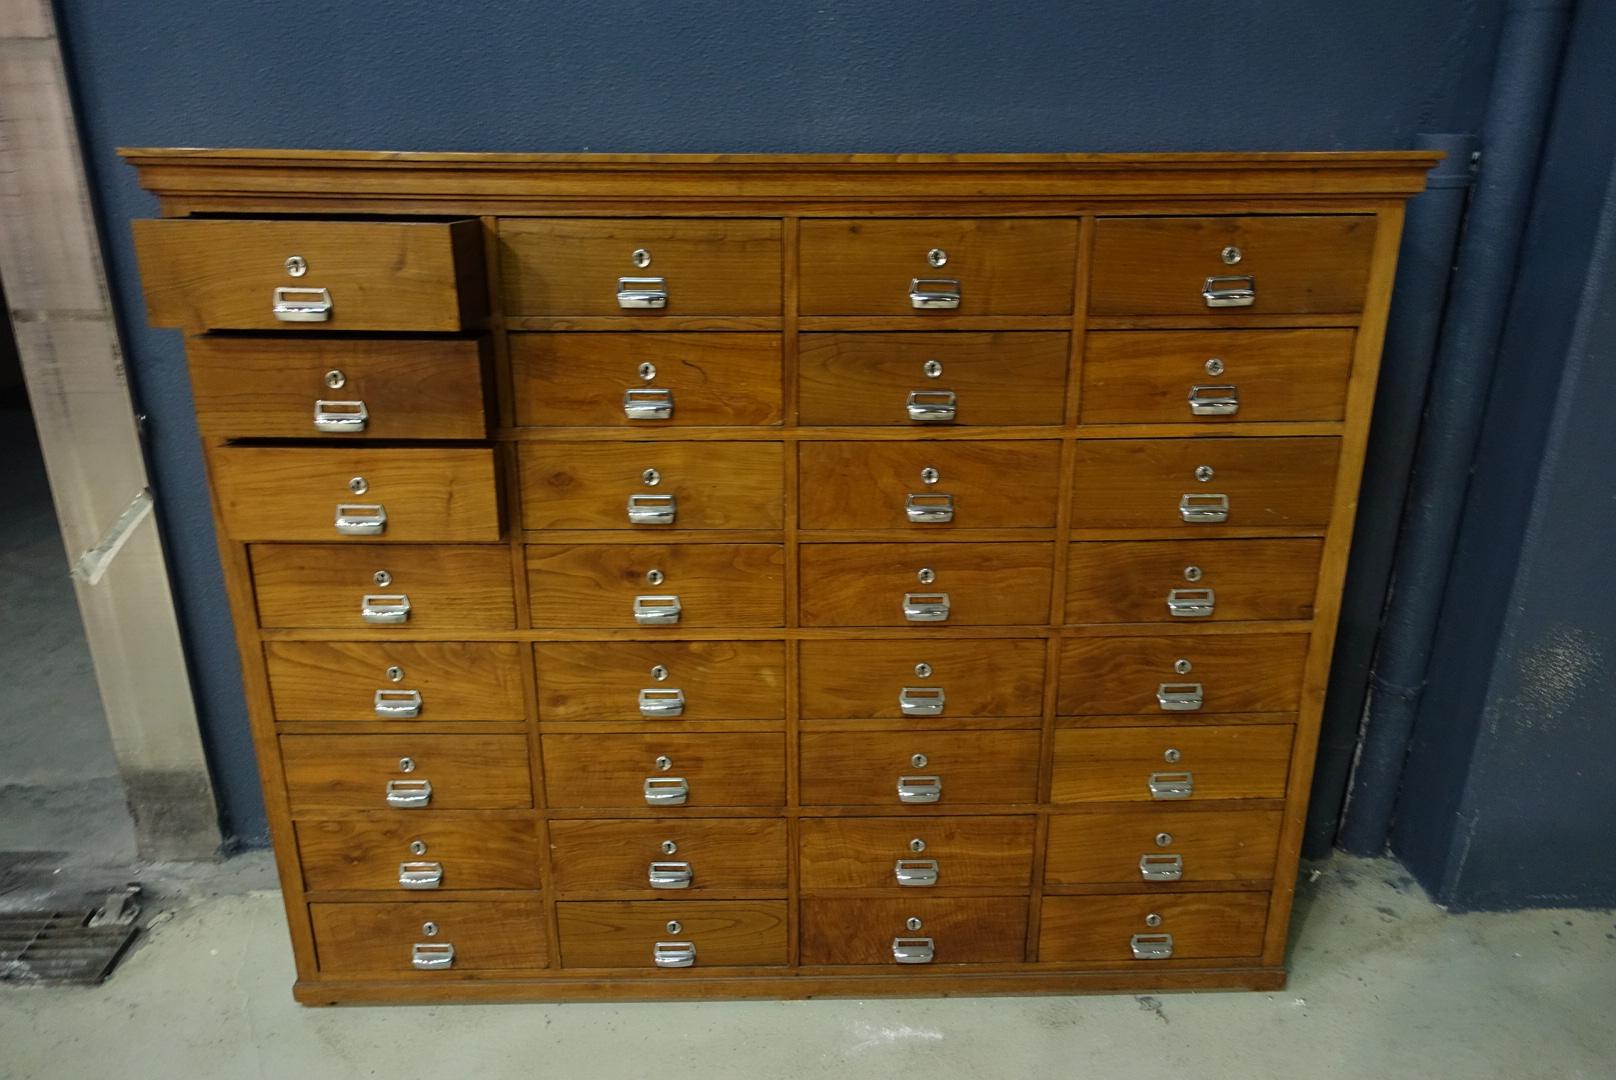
[1,853,1611,1080]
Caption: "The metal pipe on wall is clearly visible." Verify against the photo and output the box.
[1337,0,1575,855]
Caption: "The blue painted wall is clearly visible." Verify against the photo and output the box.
[56,1,1504,842]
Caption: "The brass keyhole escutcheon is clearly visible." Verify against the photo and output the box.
[422,921,438,936]
[909,838,926,853]
[1194,465,1215,483]
[911,753,928,768]
[917,567,936,585]
[642,468,661,487]
[920,467,940,485]
[1144,913,1163,928]
[646,568,665,586]
[666,920,682,934]
[906,916,923,931]
[349,476,369,495]
[914,662,933,678]
[655,755,672,772]
[927,247,948,267]
[923,359,944,379]
[1174,658,1193,675]
[1164,748,1182,764]
[324,368,346,389]
[650,664,669,681]
[1184,565,1204,583]
[661,840,678,855]
[386,665,405,682]
[632,248,652,268]
[398,757,416,773]
[638,361,657,382]
[1155,832,1173,848]
[410,839,428,856]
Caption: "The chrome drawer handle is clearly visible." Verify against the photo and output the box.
[909,277,961,310]
[313,399,367,433]
[648,861,693,889]
[1166,588,1216,618]
[653,941,696,968]
[644,776,689,806]
[902,592,950,623]
[1202,275,1255,308]
[385,778,432,808]
[618,276,668,309]
[1156,682,1205,711]
[398,861,444,889]
[906,493,955,524]
[1188,384,1240,417]
[633,594,682,625]
[627,493,677,526]
[361,593,411,625]
[906,389,957,423]
[1130,933,1175,960]
[623,387,674,420]
[1179,493,1229,523]
[892,936,935,964]
[1139,853,1184,881]
[894,858,939,887]
[334,504,387,536]
[1148,771,1195,800]
[373,688,423,718]
[638,688,686,717]
[898,686,946,717]
[273,286,332,322]
[897,775,942,804]
[411,942,455,970]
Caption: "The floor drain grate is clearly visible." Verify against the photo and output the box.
[0,909,139,986]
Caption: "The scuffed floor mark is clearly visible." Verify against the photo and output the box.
[844,1021,945,1054]
[1135,995,1169,1024]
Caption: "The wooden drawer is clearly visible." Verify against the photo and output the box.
[1038,893,1269,962]
[556,901,788,968]
[1050,725,1293,804]
[799,219,1078,316]
[511,333,782,427]
[799,816,1037,890]
[134,219,484,331]
[250,544,516,631]
[799,638,1046,719]
[212,446,501,543]
[1080,330,1354,425]
[311,900,547,976]
[548,819,787,895]
[799,441,1061,530]
[799,543,1053,627]
[520,442,783,530]
[800,898,1028,965]
[265,641,525,722]
[1066,540,1322,624]
[1058,632,1310,715]
[500,219,782,316]
[799,730,1040,806]
[1088,215,1375,316]
[296,819,542,892]
[187,335,491,440]
[534,641,785,722]
[797,333,1068,426]
[1070,437,1340,529]
[1044,808,1283,886]
[542,733,785,808]
[280,734,533,813]
[527,544,784,629]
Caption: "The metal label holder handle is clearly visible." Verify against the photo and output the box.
[648,861,693,889]
[373,688,423,718]
[411,942,455,970]
[633,594,682,625]
[905,389,958,422]
[1148,771,1195,800]
[273,286,332,322]
[653,941,697,968]
[638,688,686,717]
[1202,275,1256,308]
[905,492,956,523]
[627,493,677,525]
[617,276,668,309]
[894,858,940,887]
[1156,682,1205,711]
[361,593,411,625]
[623,387,675,420]
[1188,384,1240,416]
[898,686,947,717]
[643,776,690,806]
[909,277,961,309]
[1130,932,1175,960]
[334,504,387,536]
[313,399,368,432]
[398,861,444,889]
[896,774,942,804]
[1139,853,1185,881]
[892,936,936,964]
[902,592,951,623]
[1166,588,1216,618]
[1179,493,1230,523]
[385,778,433,809]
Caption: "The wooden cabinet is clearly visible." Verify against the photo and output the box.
[126,147,1434,1003]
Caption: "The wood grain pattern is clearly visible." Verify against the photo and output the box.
[798,440,1062,529]
[1058,633,1311,714]
[265,640,525,721]
[296,818,542,891]
[799,730,1041,806]
[541,733,786,808]
[548,818,787,895]
[798,543,1054,627]
[556,901,789,968]
[799,638,1045,719]
[311,900,547,975]
[1043,808,1284,885]
[800,898,1029,965]
[799,816,1037,890]
[534,640,785,721]
[1066,539,1323,624]
[280,733,534,812]
[520,442,783,530]
[250,544,516,631]
[1049,725,1294,804]
[1039,892,1269,962]
[527,543,785,628]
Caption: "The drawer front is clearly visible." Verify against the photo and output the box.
[799,543,1053,627]
[250,544,516,631]
[134,219,484,331]
[1038,893,1269,962]
[800,898,1028,965]
[1088,215,1375,316]
[799,638,1046,719]
[500,218,782,316]
[542,733,785,808]
[1058,633,1310,715]
[534,641,786,722]
[213,446,502,543]
[799,219,1078,316]
[511,333,783,427]
[548,819,787,895]
[1080,330,1354,425]
[527,544,785,629]
[520,442,783,530]
[188,335,491,440]
[797,332,1069,426]
[312,900,547,975]
[1070,437,1340,529]
[265,641,525,722]
[1066,540,1323,624]
[281,734,533,813]
[296,819,543,892]
[1044,808,1284,886]
[1050,725,1294,804]
[799,441,1061,530]
[799,816,1037,890]
[556,901,788,968]
[799,731,1040,806]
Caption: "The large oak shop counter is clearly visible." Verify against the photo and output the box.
[125,149,1437,1004]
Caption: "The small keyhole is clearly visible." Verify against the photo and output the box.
[638,361,657,382]
[1184,565,1204,583]
[655,755,672,771]
[651,664,669,681]
[1205,357,1226,377]
[1144,913,1163,928]
[911,753,928,768]
[923,360,944,379]
[286,255,308,277]
[632,248,652,268]
[920,467,940,485]
[349,476,369,495]
[1221,245,1243,265]
[914,662,932,678]
[386,665,405,682]
[666,919,682,934]
[324,369,346,389]
[646,568,665,586]
[1164,748,1182,764]
[398,757,416,773]
[422,921,439,936]
[1155,832,1173,848]
[909,838,926,853]
[642,468,661,487]
[374,570,392,587]
[906,916,923,931]
[661,840,678,855]
[916,567,936,585]
[410,839,428,856]
[1194,465,1214,483]
[1174,658,1193,675]
[927,247,948,268]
